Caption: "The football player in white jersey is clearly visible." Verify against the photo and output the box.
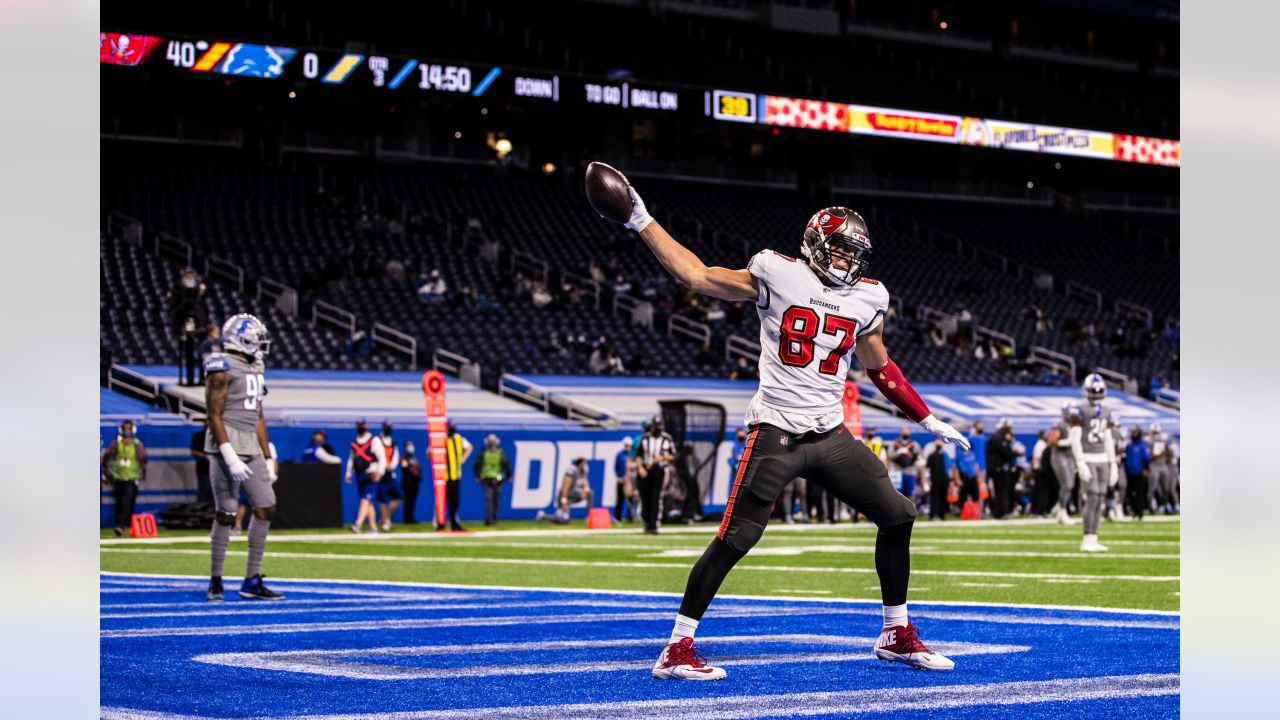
[587,165,970,679]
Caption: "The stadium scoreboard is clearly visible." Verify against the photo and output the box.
[102,31,1179,167]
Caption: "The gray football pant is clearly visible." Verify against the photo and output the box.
[1051,450,1077,511]
[211,454,276,514]
[1081,461,1110,536]
[1150,462,1179,508]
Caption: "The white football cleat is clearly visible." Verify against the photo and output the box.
[1056,508,1076,525]
[874,622,954,670]
[1080,534,1109,552]
[652,637,726,680]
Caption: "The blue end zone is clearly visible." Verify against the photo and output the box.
[100,574,1179,719]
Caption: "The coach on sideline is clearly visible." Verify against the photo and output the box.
[636,416,676,535]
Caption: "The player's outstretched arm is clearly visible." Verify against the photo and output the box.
[638,221,759,302]
[584,162,756,302]
[854,322,971,452]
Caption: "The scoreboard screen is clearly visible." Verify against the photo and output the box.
[101,30,1179,167]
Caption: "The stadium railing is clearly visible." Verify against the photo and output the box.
[373,323,419,368]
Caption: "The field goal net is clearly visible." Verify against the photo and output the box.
[658,399,727,507]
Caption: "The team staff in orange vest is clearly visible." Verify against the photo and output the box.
[376,422,403,532]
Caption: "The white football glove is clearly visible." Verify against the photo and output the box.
[267,461,278,484]
[1107,466,1118,488]
[219,443,253,483]
[1077,464,1093,483]
[624,186,653,233]
[919,414,970,452]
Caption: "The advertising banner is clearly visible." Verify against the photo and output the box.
[959,117,1114,159]
[848,104,961,144]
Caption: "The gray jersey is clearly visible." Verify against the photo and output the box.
[204,351,267,456]
[1079,402,1112,455]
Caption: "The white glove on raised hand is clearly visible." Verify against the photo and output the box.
[919,414,971,452]
[1077,464,1093,483]
[219,443,253,483]
[624,187,653,233]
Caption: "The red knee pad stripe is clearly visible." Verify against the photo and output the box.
[718,427,760,540]
[868,359,930,423]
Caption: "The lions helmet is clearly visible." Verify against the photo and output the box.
[1081,373,1107,404]
[800,207,873,286]
[221,313,271,357]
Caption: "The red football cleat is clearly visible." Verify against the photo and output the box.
[874,622,955,670]
[651,637,727,680]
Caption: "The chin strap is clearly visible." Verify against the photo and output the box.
[868,358,930,423]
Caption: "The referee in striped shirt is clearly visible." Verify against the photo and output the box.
[637,416,676,534]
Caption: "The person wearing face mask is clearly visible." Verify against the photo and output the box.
[344,419,387,534]
[471,434,510,526]
[889,428,922,502]
[165,267,207,387]
[101,421,148,536]
[301,430,342,464]
[441,423,473,531]
[636,416,676,535]
[376,423,404,532]
[400,439,424,524]
[986,419,1021,519]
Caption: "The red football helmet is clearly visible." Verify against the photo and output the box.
[801,207,872,286]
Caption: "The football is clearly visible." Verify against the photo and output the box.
[585,162,634,225]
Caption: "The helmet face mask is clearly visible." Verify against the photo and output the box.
[801,207,873,286]
[221,313,271,358]
[1082,373,1107,403]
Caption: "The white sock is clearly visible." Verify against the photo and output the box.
[882,603,908,629]
[669,614,699,644]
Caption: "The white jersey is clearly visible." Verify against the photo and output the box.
[744,249,889,434]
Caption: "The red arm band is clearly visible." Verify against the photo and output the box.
[868,359,931,423]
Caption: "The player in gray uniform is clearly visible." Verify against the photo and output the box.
[1106,415,1129,521]
[1148,423,1180,514]
[1069,374,1118,552]
[1047,401,1079,525]
[204,313,284,601]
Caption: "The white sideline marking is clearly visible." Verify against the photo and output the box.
[102,571,1183,616]
[958,583,1015,588]
[97,515,1181,545]
[643,546,1178,560]
[773,589,832,594]
[1042,578,1100,584]
[100,672,1179,720]
[191,634,1028,680]
[100,597,1178,638]
[100,548,1182,582]
[101,598,667,620]
[100,594,492,611]
[373,535,1187,545]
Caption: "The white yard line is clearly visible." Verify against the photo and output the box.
[101,548,1183,583]
[100,571,1183,616]
[101,598,662,620]
[100,673,1179,720]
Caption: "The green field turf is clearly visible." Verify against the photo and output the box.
[100,517,1180,612]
